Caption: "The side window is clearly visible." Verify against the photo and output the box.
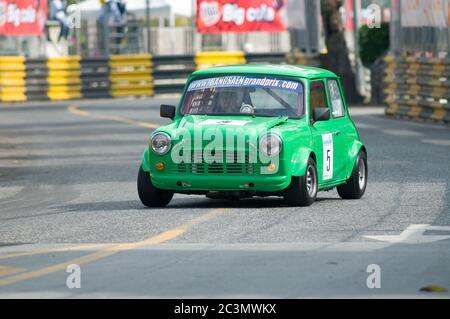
[327,79,345,118]
[309,80,329,121]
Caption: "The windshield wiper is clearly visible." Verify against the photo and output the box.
[263,88,296,114]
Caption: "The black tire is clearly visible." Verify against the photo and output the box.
[337,151,367,199]
[284,158,318,206]
[137,166,173,207]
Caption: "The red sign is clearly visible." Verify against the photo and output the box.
[197,0,287,33]
[0,0,47,36]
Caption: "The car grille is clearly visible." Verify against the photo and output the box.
[170,150,260,175]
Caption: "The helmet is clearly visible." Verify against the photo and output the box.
[217,87,244,103]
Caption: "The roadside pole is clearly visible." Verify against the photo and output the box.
[146,0,151,53]
[352,0,365,100]
[192,0,197,54]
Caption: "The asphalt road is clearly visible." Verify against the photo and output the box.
[0,98,449,298]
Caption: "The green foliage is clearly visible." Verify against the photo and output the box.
[359,23,390,68]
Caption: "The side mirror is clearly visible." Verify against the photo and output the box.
[160,104,175,119]
[312,107,330,123]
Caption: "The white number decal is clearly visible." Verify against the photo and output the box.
[322,134,333,180]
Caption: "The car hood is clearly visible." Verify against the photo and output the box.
[156,115,308,156]
[174,115,289,133]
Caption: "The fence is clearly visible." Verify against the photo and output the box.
[0,51,323,102]
[385,1,450,124]
[390,0,450,56]
[288,0,324,56]
[384,55,450,124]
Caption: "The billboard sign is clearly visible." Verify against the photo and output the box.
[197,0,287,33]
[0,0,47,36]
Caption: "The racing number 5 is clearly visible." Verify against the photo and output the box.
[322,133,333,180]
[326,149,331,171]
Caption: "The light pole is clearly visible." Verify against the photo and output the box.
[192,0,196,53]
[352,0,364,99]
[146,0,151,53]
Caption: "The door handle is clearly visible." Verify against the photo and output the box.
[332,130,341,136]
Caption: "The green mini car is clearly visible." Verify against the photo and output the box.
[138,64,367,207]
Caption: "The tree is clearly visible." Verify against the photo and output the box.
[321,0,363,104]
[359,23,389,68]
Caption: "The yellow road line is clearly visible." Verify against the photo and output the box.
[0,243,113,261]
[0,104,228,287]
[67,105,160,129]
[3,104,159,262]
[67,105,89,117]
[0,208,227,286]
[0,265,26,277]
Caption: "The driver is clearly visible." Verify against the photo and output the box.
[214,88,250,113]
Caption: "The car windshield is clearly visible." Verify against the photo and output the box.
[180,75,305,118]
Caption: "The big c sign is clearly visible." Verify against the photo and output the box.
[197,0,287,33]
[0,0,47,36]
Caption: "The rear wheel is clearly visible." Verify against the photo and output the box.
[284,158,318,206]
[337,151,367,199]
[137,166,173,207]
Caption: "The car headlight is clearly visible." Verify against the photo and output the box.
[259,133,282,157]
[151,132,171,155]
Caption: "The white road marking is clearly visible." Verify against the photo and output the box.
[348,107,385,116]
[421,139,450,147]
[383,129,422,137]
[0,187,22,200]
[364,224,450,244]
[355,123,377,129]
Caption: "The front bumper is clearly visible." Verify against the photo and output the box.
[144,146,292,193]
[150,173,291,192]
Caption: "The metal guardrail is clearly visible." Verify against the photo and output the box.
[384,55,450,124]
[0,52,322,101]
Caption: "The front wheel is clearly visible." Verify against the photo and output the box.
[284,158,318,206]
[137,166,173,207]
[337,151,367,199]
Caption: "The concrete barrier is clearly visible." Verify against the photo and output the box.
[286,51,321,68]
[108,54,154,97]
[384,55,450,124]
[0,56,26,102]
[25,59,49,101]
[195,51,246,70]
[0,51,325,101]
[81,57,111,99]
[47,56,82,100]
